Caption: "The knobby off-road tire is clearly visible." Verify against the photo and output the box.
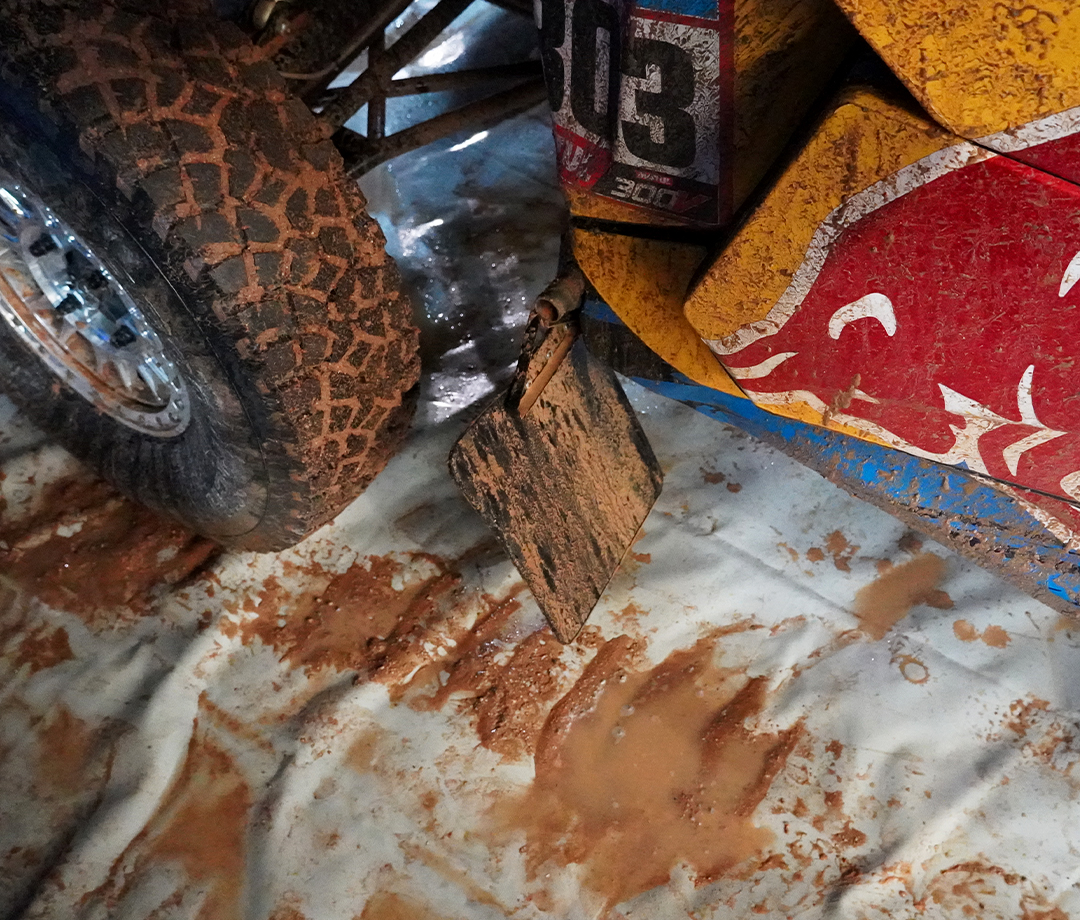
[0,2,420,550]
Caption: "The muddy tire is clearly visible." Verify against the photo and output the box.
[0,2,420,551]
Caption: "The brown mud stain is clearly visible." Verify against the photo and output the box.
[198,692,276,755]
[831,823,867,849]
[726,482,743,493]
[268,902,309,920]
[954,620,1010,648]
[825,531,858,572]
[913,862,1017,912]
[360,892,450,920]
[36,706,97,795]
[238,554,461,680]
[894,655,930,684]
[398,842,506,911]
[406,588,566,760]
[492,635,802,909]
[611,601,648,630]
[1021,902,1069,920]
[806,547,826,563]
[0,476,218,627]
[630,551,652,564]
[852,552,949,640]
[954,619,978,642]
[346,724,388,774]
[1004,697,1051,738]
[701,468,726,485]
[778,543,800,563]
[13,624,73,675]
[141,731,251,920]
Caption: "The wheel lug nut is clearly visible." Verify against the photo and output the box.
[84,270,106,291]
[28,233,57,257]
[110,326,136,348]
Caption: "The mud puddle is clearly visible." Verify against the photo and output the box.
[491,634,802,909]
[0,474,218,627]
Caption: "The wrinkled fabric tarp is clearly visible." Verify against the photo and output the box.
[4,10,1080,918]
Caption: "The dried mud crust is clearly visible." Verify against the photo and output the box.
[0,1,420,550]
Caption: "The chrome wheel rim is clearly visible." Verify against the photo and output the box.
[0,172,189,437]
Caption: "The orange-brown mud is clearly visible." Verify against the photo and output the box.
[11,623,73,675]
[398,842,507,910]
[492,635,802,909]
[852,552,951,640]
[953,620,1011,648]
[85,727,252,920]
[0,475,218,627]
[346,724,388,774]
[35,706,100,796]
[237,554,463,680]
[266,903,309,920]
[404,587,568,759]
[894,654,930,684]
[611,600,648,631]
[360,891,450,920]
[1004,697,1051,738]
[824,531,858,572]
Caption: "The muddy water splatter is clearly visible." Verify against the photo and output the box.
[237,555,462,679]
[853,552,951,640]
[895,654,930,684]
[493,636,802,908]
[953,619,1010,648]
[405,587,567,759]
[360,891,450,920]
[0,476,217,626]
[12,624,73,675]
[36,706,97,795]
[824,531,858,571]
[116,730,250,920]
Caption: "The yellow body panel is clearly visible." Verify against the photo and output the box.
[731,0,853,209]
[683,87,956,342]
[835,0,1080,138]
[570,229,743,396]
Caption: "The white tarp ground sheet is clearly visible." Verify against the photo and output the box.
[4,10,1080,918]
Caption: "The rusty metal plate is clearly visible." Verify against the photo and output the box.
[449,335,662,642]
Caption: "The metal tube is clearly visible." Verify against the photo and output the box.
[318,0,476,131]
[366,30,387,141]
[337,78,548,175]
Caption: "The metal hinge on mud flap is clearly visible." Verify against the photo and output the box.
[448,267,663,642]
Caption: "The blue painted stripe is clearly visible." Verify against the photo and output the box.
[582,297,623,324]
[635,374,1080,610]
[634,0,719,20]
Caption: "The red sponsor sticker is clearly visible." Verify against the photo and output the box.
[538,0,733,226]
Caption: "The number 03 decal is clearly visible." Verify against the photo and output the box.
[538,0,732,226]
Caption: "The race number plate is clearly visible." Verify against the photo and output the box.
[538,0,733,226]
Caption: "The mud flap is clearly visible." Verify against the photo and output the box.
[448,278,663,642]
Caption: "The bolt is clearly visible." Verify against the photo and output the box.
[28,233,57,257]
[84,270,107,291]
